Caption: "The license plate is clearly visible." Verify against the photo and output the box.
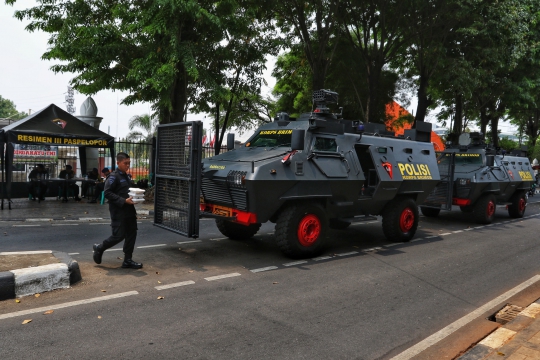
[212,205,232,217]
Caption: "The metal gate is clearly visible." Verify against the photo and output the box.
[153,121,203,237]
[423,152,455,210]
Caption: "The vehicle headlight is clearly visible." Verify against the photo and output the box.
[227,170,247,188]
[458,178,470,186]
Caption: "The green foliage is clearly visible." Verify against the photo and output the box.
[498,137,519,152]
[0,95,27,120]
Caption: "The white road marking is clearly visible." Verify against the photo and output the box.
[390,275,540,360]
[52,224,79,226]
[79,217,103,221]
[68,253,79,255]
[336,251,359,257]
[283,260,308,267]
[250,266,278,273]
[209,237,228,241]
[411,238,423,242]
[383,243,400,247]
[12,225,40,227]
[0,250,52,255]
[88,223,111,225]
[155,280,195,290]
[474,226,485,229]
[137,244,167,249]
[313,256,333,261]
[440,233,452,236]
[453,230,463,234]
[205,273,241,281]
[106,248,123,252]
[425,236,438,239]
[0,291,139,320]
[25,219,53,222]
[363,247,382,252]
[464,228,473,231]
[177,240,202,245]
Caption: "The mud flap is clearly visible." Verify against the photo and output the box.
[153,121,203,238]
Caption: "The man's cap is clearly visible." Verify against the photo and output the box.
[92,167,98,172]
[66,165,72,170]
[101,168,110,173]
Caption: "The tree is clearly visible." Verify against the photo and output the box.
[125,114,158,142]
[6,0,258,125]
[272,0,342,91]
[0,95,27,120]
[341,0,413,123]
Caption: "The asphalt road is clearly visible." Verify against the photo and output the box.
[1,200,540,359]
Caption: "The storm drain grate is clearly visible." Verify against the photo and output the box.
[489,304,524,325]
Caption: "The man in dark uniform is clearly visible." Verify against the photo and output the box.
[92,152,142,269]
[27,164,48,200]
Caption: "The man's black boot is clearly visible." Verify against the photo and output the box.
[93,244,103,264]
[122,259,143,269]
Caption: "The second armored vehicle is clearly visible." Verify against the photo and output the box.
[421,132,535,223]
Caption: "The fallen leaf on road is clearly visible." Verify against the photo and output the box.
[34,294,40,298]
[101,290,106,292]
[84,211,88,214]
[117,257,122,260]
[157,281,161,284]
[22,319,32,324]
[156,272,160,275]
[157,296,164,300]
[189,270,194,273]
[98,316,102,319]
[273,282,278,284]
[15,299,20,303]
[43,310,54,315]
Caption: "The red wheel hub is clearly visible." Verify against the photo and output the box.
[399,207,415,233]
[486,200,495,217]
[297,214,321,247]
[519,198,526,213]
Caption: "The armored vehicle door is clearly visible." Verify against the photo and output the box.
[355,144,399,199]
[153,121,203,238]
[309,135,351,178]
[423,152,455,210]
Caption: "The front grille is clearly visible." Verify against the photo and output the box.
[201,178,248,210]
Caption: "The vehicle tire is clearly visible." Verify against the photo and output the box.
[420,206,440,217]
[472,194,496,224]
[508,191,527,218]
[215,219,261,240]
[275,202,327,259]
[460,205,473,213]
[382,197,419,242]
[329,218,351,230]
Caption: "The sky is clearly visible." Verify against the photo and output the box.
[0,0,518,140]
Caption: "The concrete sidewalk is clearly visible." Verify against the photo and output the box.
[458,300,540,359]
[0,197,154,299]
[0,196,154,221]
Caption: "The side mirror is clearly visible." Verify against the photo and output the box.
[291,130,305,151]
[227,133,235,151]
[486,155,495,167]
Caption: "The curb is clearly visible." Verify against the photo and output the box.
[458,300,540,359]
[0,251,82,300]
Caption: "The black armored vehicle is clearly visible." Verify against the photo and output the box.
[421,132,535,223]
[154,90,441,258]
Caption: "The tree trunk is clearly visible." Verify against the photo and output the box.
[214,103,220,156]
[414,71,432,125]
[162,66,187,124]
[365,66,382,123]
[448,94,463,144]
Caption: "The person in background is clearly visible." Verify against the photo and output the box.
[27,164,48,201]
[58,164,81,201]
[89,167,111,203]
[92,153,142,269]
[82,167,99,198]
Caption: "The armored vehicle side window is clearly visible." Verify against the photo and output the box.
[313,137,338,152]
[246,129,292,148]
[439,153,483,166]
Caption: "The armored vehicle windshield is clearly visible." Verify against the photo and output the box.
[438,152,483,167]
[245,129,293,148]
